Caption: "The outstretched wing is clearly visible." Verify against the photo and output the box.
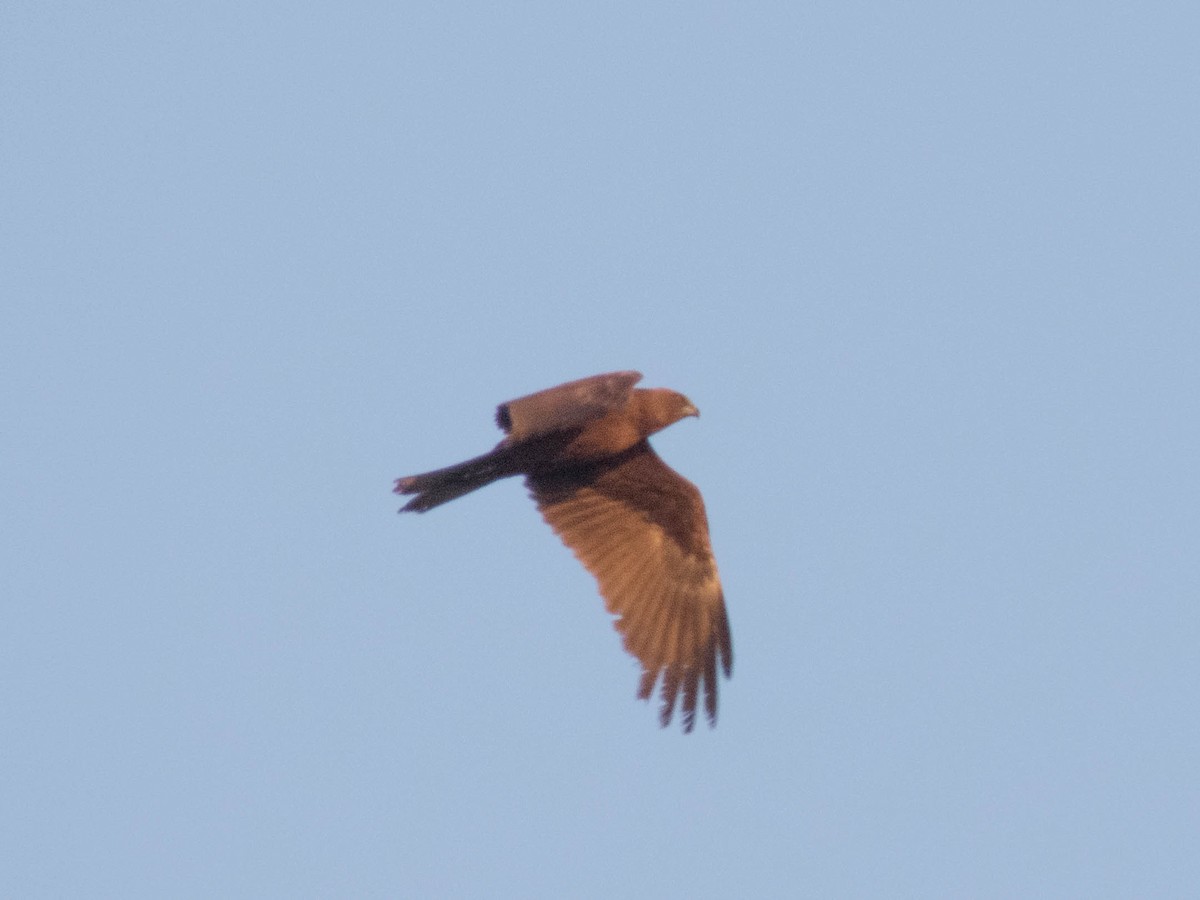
[527,442,733,732]
[496,371,642,440]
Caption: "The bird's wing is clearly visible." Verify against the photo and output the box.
[527,442,732,732]
[496,371,642,440]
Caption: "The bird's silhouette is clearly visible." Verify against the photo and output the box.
[395,371,732,732]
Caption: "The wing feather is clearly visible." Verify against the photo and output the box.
[496,371,642,439]
[527,443,732,732]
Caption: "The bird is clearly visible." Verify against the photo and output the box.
[394,370,732,732]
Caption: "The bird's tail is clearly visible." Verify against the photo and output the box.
[394,446,515,513]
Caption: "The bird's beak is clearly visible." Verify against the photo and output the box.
[682,402,700,418]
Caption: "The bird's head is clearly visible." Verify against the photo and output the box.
[637,388,700,435]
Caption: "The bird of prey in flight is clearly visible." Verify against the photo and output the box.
[394,371,732,732]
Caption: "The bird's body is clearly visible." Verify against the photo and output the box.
[394,371,732,732]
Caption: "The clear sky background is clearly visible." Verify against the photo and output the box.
[3,4,1198,897]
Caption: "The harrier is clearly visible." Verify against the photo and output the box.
[395,371,732,732]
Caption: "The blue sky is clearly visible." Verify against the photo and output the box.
[3,4,1198,897]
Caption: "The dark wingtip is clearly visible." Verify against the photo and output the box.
[637,669,657,702]
[637,667,714,733]
[495,403,512,433]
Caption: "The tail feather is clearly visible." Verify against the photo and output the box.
[394,447,514,512]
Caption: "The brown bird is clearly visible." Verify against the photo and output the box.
[394,371,732,732]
